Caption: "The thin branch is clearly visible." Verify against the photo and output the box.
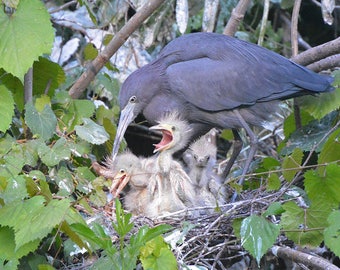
[223,0,251,36]
[69,0,166,99]
[291,0,302,57]
[307,54,340,72]
[24,68,33,103]
[257,0,270,46]
[291,37,340,66]
[271,245,340,270]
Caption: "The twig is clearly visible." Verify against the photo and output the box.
[271,245,340,270]
[223,0,251,36]
[69,0,166,98]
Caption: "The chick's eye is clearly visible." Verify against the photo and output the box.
[171,126,176,131]
[129,96,137,103]
[119,169,125,174]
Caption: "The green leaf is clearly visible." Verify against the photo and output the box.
[113,199,134,239]
[140,236,177,270]
[281,197,330,247]
[0,226,40,262]
[263,202,285,217]
[280,112,337,155]
[0,69,24,111]
[282,148,303,182]
[283,110,314,138]
[55,97,95,132]
[304,164,340,208]
[75,118,109,145]
[38,137,71,166]
[324,210,340,257]
[0,143,25,178]
[267,173,281,191]
[240,215,280,265]
[0,85,14,132]
[33,57,65,97]
[0,175,28,204]
[318,128,340,175]
[0,196,70,250]
[0,0,54,81]
[25,101,57,141]
[297,71,340,119]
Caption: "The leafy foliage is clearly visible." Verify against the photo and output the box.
[0,0,54,81]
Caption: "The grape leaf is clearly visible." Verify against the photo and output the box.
[324,210,340,257]
[75,118,109,145]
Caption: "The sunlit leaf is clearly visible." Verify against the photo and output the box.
[75,118,109,145]
[267,173,281,191]
[240,215,280,265]
[263,202,285,217]
[0,0,54,81]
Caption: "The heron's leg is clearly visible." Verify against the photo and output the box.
[221,129,243,179]
[230,111,259,202]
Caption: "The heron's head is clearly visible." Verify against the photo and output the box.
[150,112,192,154]
[112,67,161,161]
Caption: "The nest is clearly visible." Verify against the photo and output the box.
[88,189,288,269]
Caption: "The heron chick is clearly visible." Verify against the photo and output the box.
[148,112,197,215]
[184,128,227,211]
[105,152,153,215]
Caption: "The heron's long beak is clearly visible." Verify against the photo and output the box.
[111,102,136,161]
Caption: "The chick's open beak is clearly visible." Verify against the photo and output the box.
[150,124,174,153]
[110,171,131,198]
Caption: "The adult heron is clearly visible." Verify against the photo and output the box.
[111,32,334,190]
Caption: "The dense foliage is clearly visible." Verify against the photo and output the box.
[0,0,339,269]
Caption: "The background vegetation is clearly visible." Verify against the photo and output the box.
[0,0,339,269]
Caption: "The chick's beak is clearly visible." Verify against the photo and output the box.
[150,124,174,153]
[110,172,130,198]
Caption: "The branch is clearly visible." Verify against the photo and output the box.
[69,0,166,99]
[223,0,251,36]
[291,37,340,66]
[307,54,340,72]
[271,246,340,270]
[291,0,302,57]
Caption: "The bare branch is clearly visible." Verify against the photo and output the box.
[291,0,302,57]
[24,68,33,103]
[69,0,166,99]
[307,54,340,72]
[271,246,340,270]
[292,37,340,66]
[223,0,251,36]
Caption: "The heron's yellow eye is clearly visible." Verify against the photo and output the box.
[129,96,137,103]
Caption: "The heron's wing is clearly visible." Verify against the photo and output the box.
[161,33,333,111]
